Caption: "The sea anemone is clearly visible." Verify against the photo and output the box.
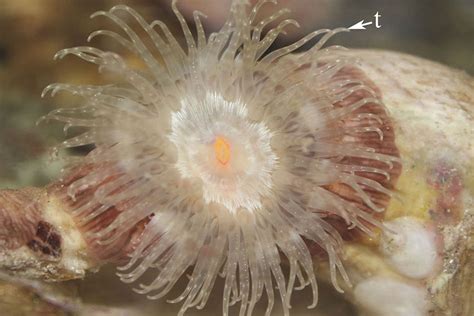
[41,0,401,315]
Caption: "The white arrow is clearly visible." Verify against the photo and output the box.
[348,19,373,30]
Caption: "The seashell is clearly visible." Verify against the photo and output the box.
[315,49,474,316]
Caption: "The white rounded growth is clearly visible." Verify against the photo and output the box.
[380,216,438,279]
[354,276,430,316]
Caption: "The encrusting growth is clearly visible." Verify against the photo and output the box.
[40,0,401,315]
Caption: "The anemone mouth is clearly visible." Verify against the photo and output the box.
[42,1,401,315]
[169,91,277,212]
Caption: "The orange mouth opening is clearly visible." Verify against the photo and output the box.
[214,136,231,165]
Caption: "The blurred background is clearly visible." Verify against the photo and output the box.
[0,1,472,315]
